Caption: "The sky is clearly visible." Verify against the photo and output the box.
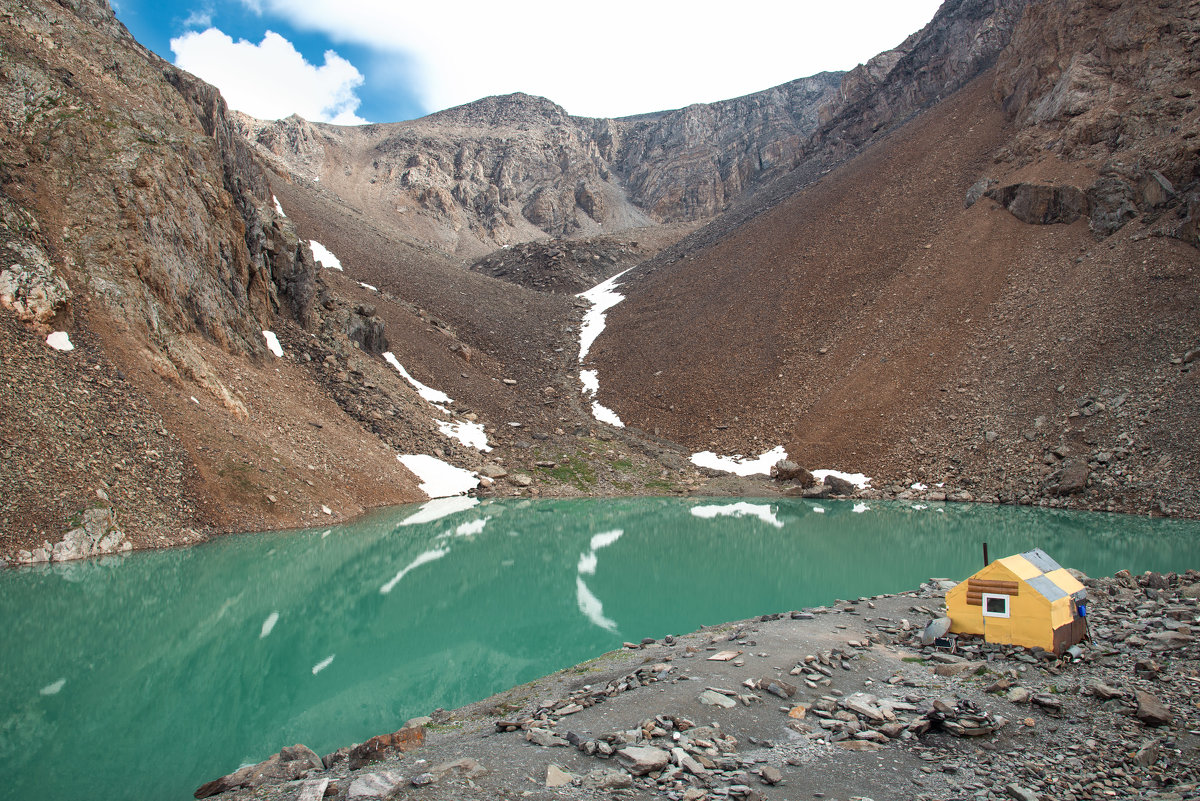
[112,0,945,125]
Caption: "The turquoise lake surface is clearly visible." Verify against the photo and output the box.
[2,497,1198,801]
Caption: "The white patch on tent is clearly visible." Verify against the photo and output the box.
[40,678,66,696]
[397,454,479,498]
[852,502,869,513]
[46,331,73,351]
[813,506,826,514]
[437,418,491,451]
[272,195,286,217]
[262,330,283,357]
[911,482,928,491]
[260,611,279,638]
[691,501,784,528]
[580,369,599,397]
[357,281,378,292]
[383,352,452,406]
[576,576,617,632]
[591,401,625,428]
[577,268,631,362]
[380,548,448,594]
[311,654,335,675]
[690,446,787,477]
[309,239,342,270]
[399,495,479,526]
[811,469,872,489]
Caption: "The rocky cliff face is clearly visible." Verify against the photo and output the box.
[240,0,1035,259]
[992,0,1200,243]
[0,0,316,360]
[238,77,847,257]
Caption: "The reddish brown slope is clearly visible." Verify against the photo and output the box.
[595,71,1199,513]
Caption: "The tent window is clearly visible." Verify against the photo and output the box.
[982,593,1010,618]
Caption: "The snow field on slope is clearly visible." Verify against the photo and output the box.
[576,271,631,427]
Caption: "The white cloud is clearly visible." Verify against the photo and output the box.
[182,8,213,28]
[170,28,368,124]
[244,0,945,119]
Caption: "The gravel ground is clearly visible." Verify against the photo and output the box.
[204,568,1199,801]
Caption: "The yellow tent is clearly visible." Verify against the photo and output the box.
[946,548,1088,654]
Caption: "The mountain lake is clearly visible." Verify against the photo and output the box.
[2,497,1199,801]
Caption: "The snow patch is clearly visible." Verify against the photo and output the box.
[262,330,283,358]
[910,482,928,491]
[690,446,787,477]
[260,611,279,638]
[399,496,479,526]
[591,401,625,428]
[380,548,448,594]
[577,269,631,362]
[321,505,332,515]
[309,239,343,271]
[813,506,826,514]
[40,678,66,696]
[580,369,599,397]
[437,418,492,451]
[397,454,479,498]
[46,331,73,351]
[691,502,784,528]
[357,282,378,292]
[811,469,872,489]
[272,195,285,217]
[383,352,452,405]
[852,502,869,513]
[311,655,335,675]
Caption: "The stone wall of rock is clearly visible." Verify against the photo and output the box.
[0,0,318,358]
[993,0,1200,244]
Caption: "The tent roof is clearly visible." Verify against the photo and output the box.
[995,548,1087,603]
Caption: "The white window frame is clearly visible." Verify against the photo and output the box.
[981,593,1011,618]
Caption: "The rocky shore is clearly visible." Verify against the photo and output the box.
[199,568,1199,801]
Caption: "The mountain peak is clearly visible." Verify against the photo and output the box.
[422,92,572,127]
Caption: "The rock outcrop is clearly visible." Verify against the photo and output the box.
[0,0,317,358]
[237,78,848,256]
[993,0,1200,243]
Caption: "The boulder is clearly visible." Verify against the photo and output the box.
[1135,691,1171,726]
[1048,458,1090,496]
[771,461,815,487]
[964,177,997,208]
[1087,176,1138,235]
[348,726,424,769]
[986,183,1086,225]
[616,745,670,776]
[194,744,323,798]
[0,239,71,327]
[824,474,856,495]
[347,771,405,801]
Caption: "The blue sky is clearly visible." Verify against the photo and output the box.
[112,0,945,124]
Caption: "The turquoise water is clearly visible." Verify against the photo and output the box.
[2,497,1198,801]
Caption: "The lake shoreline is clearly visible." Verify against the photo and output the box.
[200,567,1200,801]
[5,468,1198,569]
